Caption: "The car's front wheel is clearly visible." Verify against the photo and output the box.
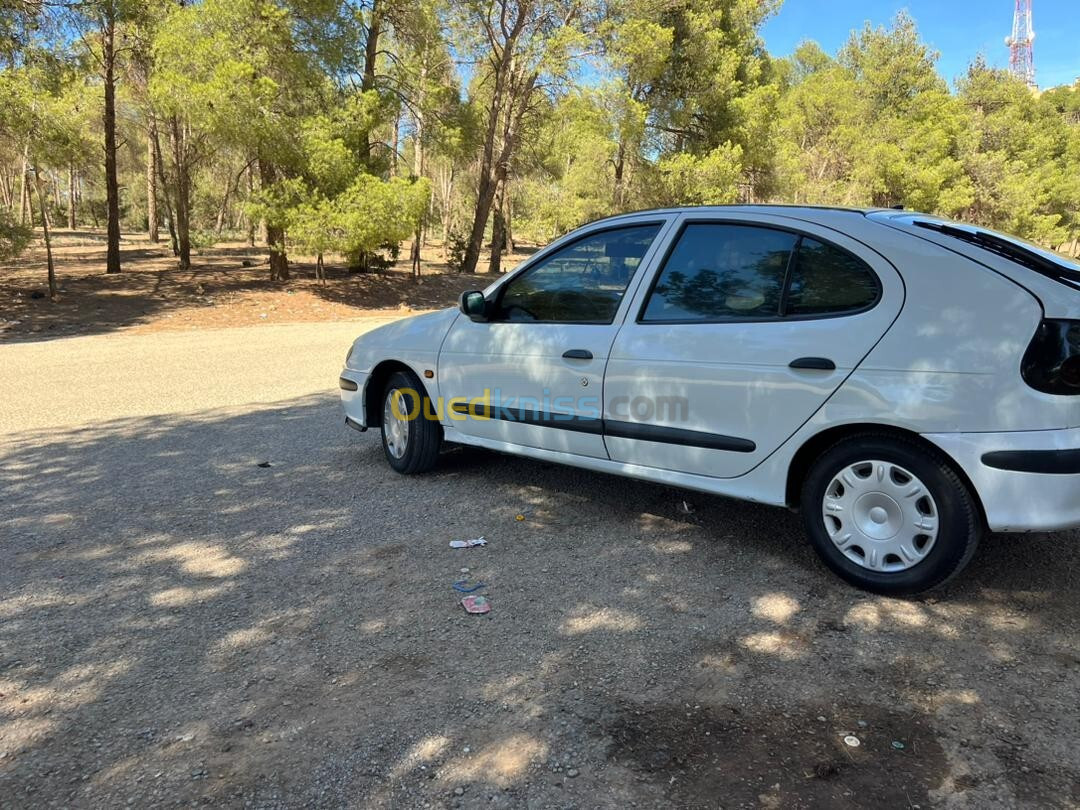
[380,370,442,474]
[800,433,983,595]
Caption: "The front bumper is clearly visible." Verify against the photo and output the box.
[926,427,1080,532]
[339,369,370,431]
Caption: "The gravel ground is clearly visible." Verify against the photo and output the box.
[2,320,1079,809]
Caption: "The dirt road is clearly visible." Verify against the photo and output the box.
[2,320,1078,808]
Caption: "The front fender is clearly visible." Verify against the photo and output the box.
[341,308,460,427]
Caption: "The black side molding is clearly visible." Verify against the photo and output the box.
[982,449,1080,475]
[449,402,756,453]
[450,402,604,435]
[339,377,359,391]
[789,357,836,371]
[605,420,756,453]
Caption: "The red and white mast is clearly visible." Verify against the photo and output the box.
[1006,0,1036,87]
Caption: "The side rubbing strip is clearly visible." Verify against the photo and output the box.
[450,402,604,435]
[450,403,755,452]
[604,420,756,453]
[982,449,1080,475]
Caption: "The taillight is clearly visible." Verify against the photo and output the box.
[1022,319,1080,395]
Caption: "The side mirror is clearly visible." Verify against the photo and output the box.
[459,290,489,322]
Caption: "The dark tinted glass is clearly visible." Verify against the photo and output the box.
[498,225,661,322]
[642,224,797,321]
[786,238,879,315]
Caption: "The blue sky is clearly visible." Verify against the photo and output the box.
[760,0,1080,89]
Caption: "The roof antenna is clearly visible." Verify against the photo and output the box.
[891,204,904,210]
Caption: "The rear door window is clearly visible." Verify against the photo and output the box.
[640,223,880,322]
[641,224,797,322]
[785,238,880,315]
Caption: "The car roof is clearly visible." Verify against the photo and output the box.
[587,204,887,226]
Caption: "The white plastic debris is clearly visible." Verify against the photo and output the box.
[843,735,861,748]
[450,536,487,549]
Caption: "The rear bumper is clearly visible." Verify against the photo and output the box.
[925,428,1080,532]
[339,369,370,430]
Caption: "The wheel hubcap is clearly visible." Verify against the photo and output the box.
[821,460,939,573]
[382,389,410,459]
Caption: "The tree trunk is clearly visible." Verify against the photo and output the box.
[504,190,514,253]
[461,85,504,274]
[103,11,121,274]
[168,116,192,270]
[146,118,159,243]
[18,144,29,224]
[489,179,506,275]
[410,79,425,278]
[215,174,231,235]
[613,140,627,210]
[24,167,34,226]
[462,174,497,274]
[390,107,400,177]
[0,168,12,210]
[361,0,382,166]
[440,165,455,258]
[68,163,77,229]
[153,126,179,257]
[460,30,535,274]
[258,158,289,280]
[34,169,57,300]
[246,163,256,247]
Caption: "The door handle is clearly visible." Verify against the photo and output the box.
[789,357,836,370]
[562,349,593,360]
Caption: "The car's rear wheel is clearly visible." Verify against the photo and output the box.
[380,370,441,474]
[800,433,982,595]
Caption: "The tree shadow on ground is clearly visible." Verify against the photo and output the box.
[1,233,508,343]
[1,396,1078,807]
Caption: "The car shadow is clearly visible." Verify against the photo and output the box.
[2,394,1077,806]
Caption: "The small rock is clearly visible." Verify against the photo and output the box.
[567,769,579,778]
[454,787,464,796]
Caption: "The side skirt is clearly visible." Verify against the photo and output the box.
[441,425,786,507]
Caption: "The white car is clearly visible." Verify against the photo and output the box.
[340,206,1080,594]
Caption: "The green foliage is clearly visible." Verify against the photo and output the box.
[282,175,431,260]
[652,144,745,206]
[0,208,32,260]
[4,0,1080,280]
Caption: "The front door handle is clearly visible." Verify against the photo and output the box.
[789,357,836,371]
[562,349,593,360]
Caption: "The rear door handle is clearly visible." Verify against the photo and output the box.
[789,357,836,371]
[562,349,593,360]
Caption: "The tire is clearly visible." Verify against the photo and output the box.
[800,432,983,596]
[380,370,442,475]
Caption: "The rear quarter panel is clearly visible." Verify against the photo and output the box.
[819,220,1068,432]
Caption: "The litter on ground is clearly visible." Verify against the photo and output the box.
[453,580,485,593]
[450,537,487,548]
[461,595,491,614]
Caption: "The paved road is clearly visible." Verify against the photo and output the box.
[1,321,1079,808]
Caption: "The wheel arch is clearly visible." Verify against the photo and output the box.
[364,360,428,428]
[784,423,988,525]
